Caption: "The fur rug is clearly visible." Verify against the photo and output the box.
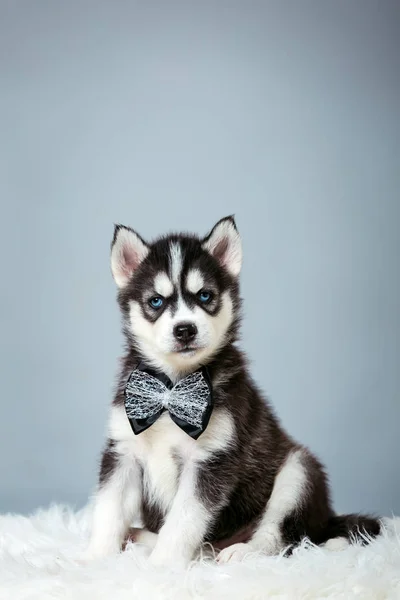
[0,505,399,600]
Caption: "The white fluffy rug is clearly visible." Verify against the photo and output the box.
[0,505,400,600]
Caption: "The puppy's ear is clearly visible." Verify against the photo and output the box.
[111,225,149,288]
[202,216,242,277]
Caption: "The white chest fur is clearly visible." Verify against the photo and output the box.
[108,404,235,515]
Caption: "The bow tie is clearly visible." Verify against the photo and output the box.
[124,363,213,439]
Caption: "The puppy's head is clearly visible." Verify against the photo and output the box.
[111,217,242,377]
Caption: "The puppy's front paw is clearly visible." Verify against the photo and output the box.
[217,542,252,564]
[149,546,189,570]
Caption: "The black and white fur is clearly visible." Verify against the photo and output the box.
[85,216,380,567]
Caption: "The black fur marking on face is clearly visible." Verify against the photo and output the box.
[140,294,170,323]
[164,291,183,317]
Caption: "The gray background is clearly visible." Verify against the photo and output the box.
[0,0,399,516]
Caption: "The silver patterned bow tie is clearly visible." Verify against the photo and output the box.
[124,365,213,439]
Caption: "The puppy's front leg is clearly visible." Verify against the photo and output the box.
[149,463,215,569]
[84,445,142,560]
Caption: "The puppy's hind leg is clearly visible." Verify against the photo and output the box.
[217,448,309,564]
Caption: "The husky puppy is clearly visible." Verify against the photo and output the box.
[85,216,380,567]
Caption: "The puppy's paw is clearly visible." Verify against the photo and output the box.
[149,546,190,570]
[217,542,253,564]
[323,537,349,551]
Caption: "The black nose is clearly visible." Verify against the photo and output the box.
[173,322,198,342]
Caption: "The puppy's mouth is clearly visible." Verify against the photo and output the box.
[173,343,203,355]
[177,346,199,354]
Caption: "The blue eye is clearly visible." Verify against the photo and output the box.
[149,296,164,309]
[198,291,212,304]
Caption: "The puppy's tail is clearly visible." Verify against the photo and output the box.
[319,513,381,545]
